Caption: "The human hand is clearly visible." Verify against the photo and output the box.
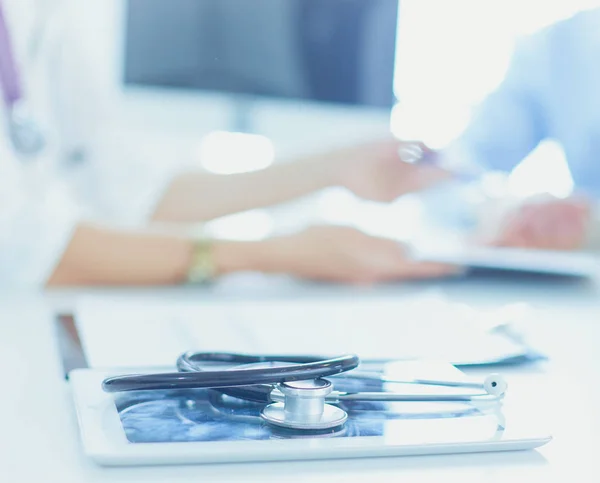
[326,137,452,202]
[263,225,461,284]
[487,196,592,250]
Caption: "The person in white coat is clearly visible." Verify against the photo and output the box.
[0,0,454,289]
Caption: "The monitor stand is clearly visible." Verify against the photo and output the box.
[198,94,274,174]
[230,95,256,134]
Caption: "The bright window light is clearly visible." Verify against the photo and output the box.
[202,209,275,241]
[393,0,599,197]
[393,0,600,147]
[508,141,574,199]
[197,131,275,175]
[316,188,427,241]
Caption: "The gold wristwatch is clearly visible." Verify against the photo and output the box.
[186,238,216,284]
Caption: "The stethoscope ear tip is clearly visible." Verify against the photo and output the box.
[483,373,508,397]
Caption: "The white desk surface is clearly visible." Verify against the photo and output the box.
[2,274,600,483]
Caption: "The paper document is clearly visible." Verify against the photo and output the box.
[73,292,544,370]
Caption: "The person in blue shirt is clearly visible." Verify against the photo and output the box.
[443,8,600,251]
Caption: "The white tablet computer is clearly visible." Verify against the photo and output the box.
[411,244,600,278]
[69,363,552,467]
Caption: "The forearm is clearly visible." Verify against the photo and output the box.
[151,154,337,223]
[46,223,195,286]
[46,223,291,287]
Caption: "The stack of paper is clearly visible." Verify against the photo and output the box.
[72,292,544,370]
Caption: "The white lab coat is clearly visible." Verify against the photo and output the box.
[0,0,75,288]
[0,0,180,288]
[0,139,77,288]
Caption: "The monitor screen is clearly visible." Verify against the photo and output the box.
[123,0,400,109]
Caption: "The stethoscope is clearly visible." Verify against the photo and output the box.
[102,352,508,432]
[0,0,46,158]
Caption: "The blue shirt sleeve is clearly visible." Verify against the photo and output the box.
[445,33,550,174]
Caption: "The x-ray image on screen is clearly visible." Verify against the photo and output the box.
[123,0,399,108]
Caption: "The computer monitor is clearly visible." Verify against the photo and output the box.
[123,0,400,110]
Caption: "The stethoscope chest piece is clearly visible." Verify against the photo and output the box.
[6,104,46,158]
[261,378,348,431]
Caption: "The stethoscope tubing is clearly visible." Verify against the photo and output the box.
[0,1,22,107]
[0,0,46,157]
[102,352,505,405]
[102,353,360,393]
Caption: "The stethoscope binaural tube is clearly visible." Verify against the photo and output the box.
[102,351,508,400]
[342,371,508,398]
[101,352,507,432]
[101,354,360,393]
[102,351,508,404]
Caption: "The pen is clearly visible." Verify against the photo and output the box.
[400,143,487,183]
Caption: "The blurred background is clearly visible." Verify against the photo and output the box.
[19,0,600,242]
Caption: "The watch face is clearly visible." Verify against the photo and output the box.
[187,240,215,284]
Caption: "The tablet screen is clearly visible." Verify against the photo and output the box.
[113,378,500,444]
